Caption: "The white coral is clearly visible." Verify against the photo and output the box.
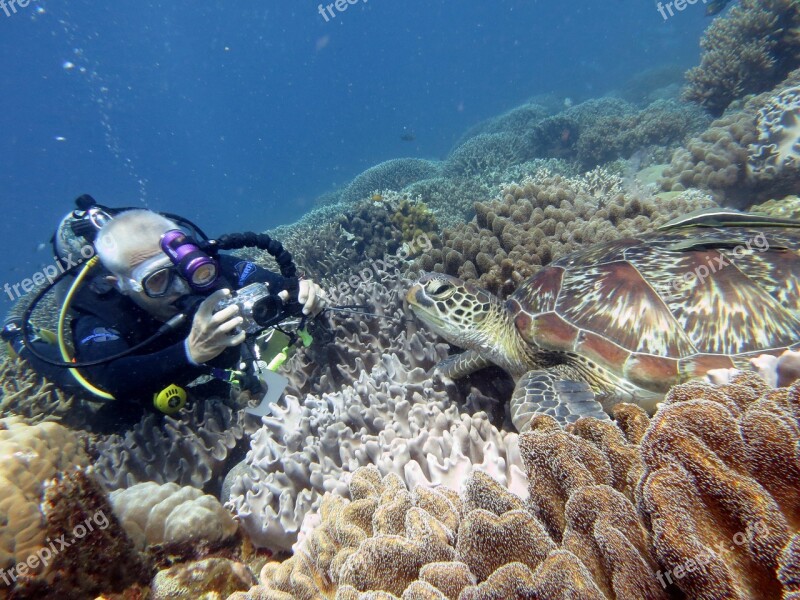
[109,481,237,550]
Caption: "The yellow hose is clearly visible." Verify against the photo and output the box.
[58,256,115,400]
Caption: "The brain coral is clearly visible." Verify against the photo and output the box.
[683,0,800,115]
[419,167,715,297]
[228,372,799,600]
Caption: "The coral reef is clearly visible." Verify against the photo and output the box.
[389,198,438,243]
[419,168,715,297]
[662,73,800,207]
[641,372,800,598]
[110,482,238,550]
[0,416,90,582]
[151,558,255,600]
[452,102,552,149]
[8,468,152,600]
[340,159,441,205]
[443,132,534,177]
[0,358,76,425]
[748,85,800,180]
[226,349,524,551]
[229,372,799,599]
[573,100,709,169]
[683,0,800,115]
[90,397,244,493]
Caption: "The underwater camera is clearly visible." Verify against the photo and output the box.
[216,282,303,334]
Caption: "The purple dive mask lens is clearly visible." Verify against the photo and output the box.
[160,229,219,291]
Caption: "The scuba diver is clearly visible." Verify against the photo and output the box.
[1,195,325,419]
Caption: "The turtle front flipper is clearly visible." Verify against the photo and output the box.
[510,370,609,431]
[435,350,492,379]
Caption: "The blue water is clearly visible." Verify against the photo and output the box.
[0,0,711,311]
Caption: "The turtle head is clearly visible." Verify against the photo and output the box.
[406,273,517,367]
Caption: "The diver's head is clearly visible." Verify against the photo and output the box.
[95,209,191,321]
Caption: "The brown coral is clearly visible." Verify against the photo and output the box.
[683,0,800,115]
[662,72,800,208]
[420,168,714,298]
[231,373,800,600]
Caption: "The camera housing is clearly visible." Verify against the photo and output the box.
[216,282,290,334]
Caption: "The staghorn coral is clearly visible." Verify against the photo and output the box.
[110,482,238,550]
[683,0,800,115]
[0,358,79,425]
[90,397,244,493]
[419,168,715,297]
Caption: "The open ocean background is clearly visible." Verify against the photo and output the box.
[0,0,713,311]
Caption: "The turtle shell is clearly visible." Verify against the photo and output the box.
[507,227,800,392]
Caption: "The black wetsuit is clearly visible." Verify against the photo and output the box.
[8,255,288,406]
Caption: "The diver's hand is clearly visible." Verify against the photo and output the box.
[186,289,246,364]
[278,279,327,316]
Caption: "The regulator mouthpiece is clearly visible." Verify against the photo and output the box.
[160,229,218,291]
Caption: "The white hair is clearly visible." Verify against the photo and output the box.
[95,209,179,277]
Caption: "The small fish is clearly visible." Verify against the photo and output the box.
[400,127,416,142]
[705,0,733,16]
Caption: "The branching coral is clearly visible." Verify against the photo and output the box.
[574,100,709,169]
[683,0,800,115]
[0,358,77,425]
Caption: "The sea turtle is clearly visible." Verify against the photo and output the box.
[406,212,800,430]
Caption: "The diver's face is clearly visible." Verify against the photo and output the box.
[117,248,189,321]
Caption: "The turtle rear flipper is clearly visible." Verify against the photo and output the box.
[510,370,609,431]
[435,350,492,379]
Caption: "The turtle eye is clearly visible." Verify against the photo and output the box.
[427,281,454,298]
